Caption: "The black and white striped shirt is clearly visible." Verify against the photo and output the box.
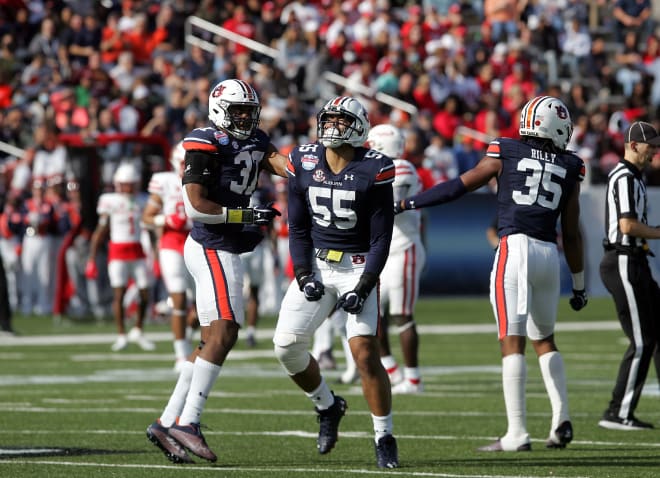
[604,159,648,248]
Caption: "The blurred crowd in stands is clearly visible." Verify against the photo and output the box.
[0,0,659,318]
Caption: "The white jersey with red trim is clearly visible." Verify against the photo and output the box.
[391,159,422,251]
[97,192,145,244]
[148,171,190,252]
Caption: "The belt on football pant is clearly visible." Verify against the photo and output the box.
[315,248,344,263]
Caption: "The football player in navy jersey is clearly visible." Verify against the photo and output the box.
[147,79,287,464]
[396,96,587,452]
[272,96,399,468]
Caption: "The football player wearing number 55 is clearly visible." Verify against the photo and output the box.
[273,96,399,468]
[396,95,587,452]
[146,79,287,465]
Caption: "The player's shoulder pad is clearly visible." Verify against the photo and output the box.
[485,137,518,159]
[287,142,321,175]
[366,148,395,185]
[182,127,223,153]
[393,158,420,187]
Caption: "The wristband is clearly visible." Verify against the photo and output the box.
[571,271,584,291]
[226,208,254,224]
[153,214,165,227]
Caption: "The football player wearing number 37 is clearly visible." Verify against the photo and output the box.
[396,96,587,452]
[273,96,399,468]
[146,79,287,464]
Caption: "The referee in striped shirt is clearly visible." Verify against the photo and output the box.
[599,121,660,431]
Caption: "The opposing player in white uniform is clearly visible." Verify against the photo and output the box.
[367,124,426,394]
[143,142,195,371]
[86,162,155,352]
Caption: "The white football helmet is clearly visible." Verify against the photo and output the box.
[367,124,404,158]
[113,161,140,193]
[208,79,261,140]
[170,140,185,176]
[519,95,573,150]
[317,96,370,148]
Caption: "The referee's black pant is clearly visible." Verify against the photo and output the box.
[600,250,660,420]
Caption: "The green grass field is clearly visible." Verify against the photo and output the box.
[0,296,658,478]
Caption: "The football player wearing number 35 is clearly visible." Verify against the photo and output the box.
[273,96,399,468]
[146,79,287,465]
[396,95,587,452]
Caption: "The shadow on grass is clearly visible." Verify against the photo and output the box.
[0,447,142,459]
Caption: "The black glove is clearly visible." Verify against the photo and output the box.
[569,289,587,311]
[253,202,281,226]
[296,271,325,302]
[337,272,378,314]
[393,200,404,215]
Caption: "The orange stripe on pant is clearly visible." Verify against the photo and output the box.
[495,236,509,340]
[204,248,235,321]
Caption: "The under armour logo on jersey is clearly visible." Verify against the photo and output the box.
[344,174,354,181]
[202,169,210,176]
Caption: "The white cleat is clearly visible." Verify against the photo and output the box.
[111,334,128,352]
[128,327,156,351]
[391,379,423,394]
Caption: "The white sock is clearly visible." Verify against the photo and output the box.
[173,339,191,361]
[312,319,334,358]
[380,355,398,373]
[539,351,569,431]
[403,367,421,383]
[160,360,194,427]
[178,357,221,426]
[305,377,334,410]
[502,353,527,440]
[340,335,356,372]
[372,413,393,443]
[246,325,256,338]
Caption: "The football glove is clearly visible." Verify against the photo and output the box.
[337,272,378,314]
[296,271,325,302]
[337,290,367,314]
[569,289,587,311]
[252,202,281,226]
[393,200,404,215]
[165,212,188,231]
[84,259,98,280]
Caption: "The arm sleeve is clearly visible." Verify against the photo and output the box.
[404,177,467,210]
[287,175,314,273]
[182,151,216,187]
[365,182,394,277]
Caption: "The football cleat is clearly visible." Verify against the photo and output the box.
[128,327,156,351]
[477,439,531,452]
[168,422,217,462]
[316,393,347,454]
[146,420,193,464]
[392,379,423,394]
[375,434,399,468]
[546,420,573,448]
[598,413,654,431]
[111,334,128,352]
[317,350,337,371]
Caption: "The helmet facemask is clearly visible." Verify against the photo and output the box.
[316,97,370,148]
[208,79,261,140]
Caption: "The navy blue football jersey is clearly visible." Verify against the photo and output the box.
[181,125,272,252]
[487,137,585,243]
[287,142,395,276]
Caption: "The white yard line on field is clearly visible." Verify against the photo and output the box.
[0,458,595,478]
[0,321,621,347]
